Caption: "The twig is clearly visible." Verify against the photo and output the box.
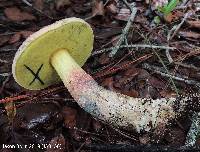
[21,0,54,20]
[135,25,179,94]
[152,49,179,94]
[175,62,200,71]
[92,44,176,56]
[166,26,177,63]
[0,59,8,63]
[165,48,173,63]
[93,54,152,78]
[169,11,193,41]
[109,2,137,57]
[180,0,189,7]
[142,63,200,88]
[0,73,11,77]
[0,49,17,52]
[184,112,200,148]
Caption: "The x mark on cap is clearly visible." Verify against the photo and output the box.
[24,64,45,85]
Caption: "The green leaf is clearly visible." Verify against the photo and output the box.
[163,0,179,15]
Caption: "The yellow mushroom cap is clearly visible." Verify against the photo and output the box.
[12,17,94,90]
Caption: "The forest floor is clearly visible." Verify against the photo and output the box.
[0,0,200,151]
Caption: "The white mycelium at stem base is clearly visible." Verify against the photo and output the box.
[51,49,179,132]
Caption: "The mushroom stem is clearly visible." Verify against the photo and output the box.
[51,49,181,132]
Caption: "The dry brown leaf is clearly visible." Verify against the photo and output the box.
[165,128,185,146]
[20,31,34,38]
[101,77,115,90]
[9,31,34,44]
[62,106,77,129]
[106,3,118,14]
[160,90,176,98]
[179,31,200,39]
[98,53,110,65]
[0,35,10,46]
[56,0,71,10]
[92,120,102,132]
[92,0,105,16]
[4,102,16,122]
[187,20,200,29]
[34,0,44,10]
[45,134,65,152]
[122,89,139,97]
[114,8,130,21]
[9,33,21,44]
[124,67,140,77]
[4,7,36,21]
[149,76,166,89]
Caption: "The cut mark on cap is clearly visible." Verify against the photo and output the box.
[24,64,45,85]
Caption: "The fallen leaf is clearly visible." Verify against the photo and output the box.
[98,53,110,65]
[122,89,139,97]
[106,3,118,14]
[187,20,200,29]
[164,11,184,22]
[4,7,36,21]
[9,31,33,44]
[116,68,139,86]
[139,134,150,144]
[0,35,10,46]
[62,106,77,129]
[137,69,150,80]
[101,77,115,90]
[20,31,34,38]
[34,0,44,10]
[9,33,21,44]
[149,76,166,89]
[114,8,130,21]
[92,120,102,132]
[165,128,185,146]
[124,67,140,77]
[92,0,105,16]
[160,90,176,98]
[56,0,71,10]
[4,102,16,122]
[45,134,65,152]
[179,31,200,39]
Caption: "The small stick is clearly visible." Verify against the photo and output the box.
[21,0,54,20]
[142,63,200,88]
[94,54,152,78]
[109,2,137,57]
[92,44,176,56]
[169,11,193,41]
[0,73,11,77]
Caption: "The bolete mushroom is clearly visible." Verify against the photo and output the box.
[12,17,187,132]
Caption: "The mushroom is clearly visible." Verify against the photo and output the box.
[12,17,187,133]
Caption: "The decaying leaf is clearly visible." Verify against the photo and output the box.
[114,8,131,21]
[4,7,36,21]
[187,20,200,29]
[4,102,16,122]
[92,0,105,16]
[46,134,65,152]
[34,0,44,10]
[0,35,10,46]
[9,31,34,44]
[179,31,200,39]
[106,3,118,14]
[56,0,71,10]
[62,106,77,129]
